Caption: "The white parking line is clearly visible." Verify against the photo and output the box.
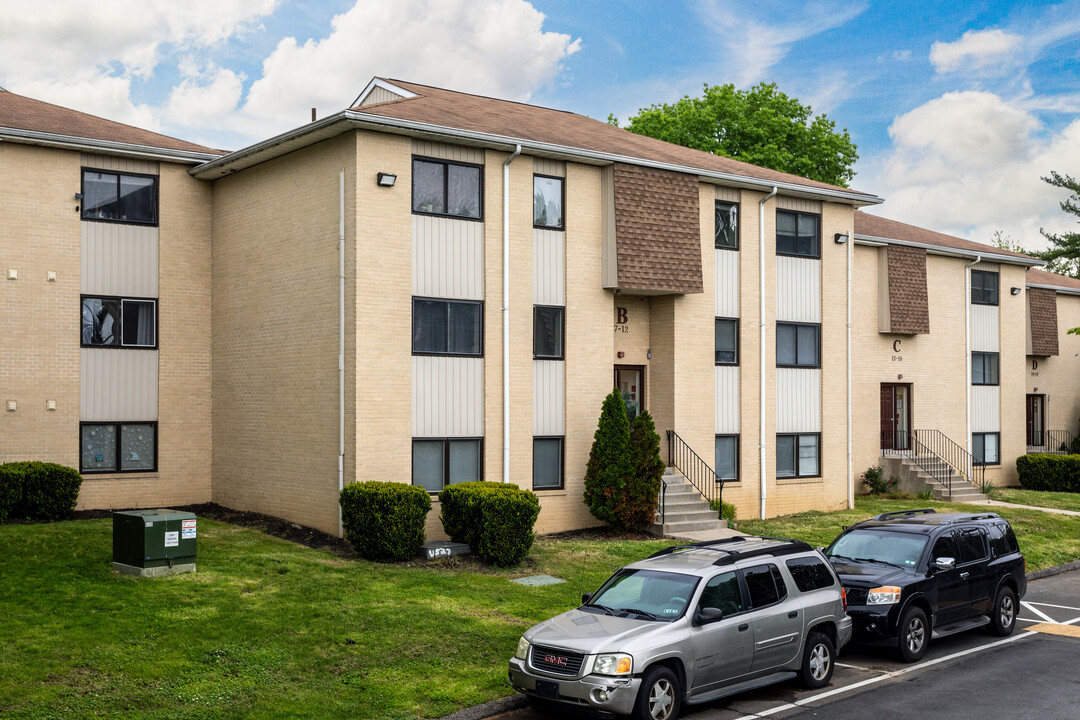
[1022,601,1080,612]
[1021,602,1058,623]
[832,662,867,670]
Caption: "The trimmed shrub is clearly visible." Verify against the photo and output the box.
[583,389,634,529]
[339,481,431,562]
[1016,454,1080,493]
[709,499,737,525]
[0,462,82,521]
[861,465,896,495]
[439,482,539,567]
[623,410,665,532]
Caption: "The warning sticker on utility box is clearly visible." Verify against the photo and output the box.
[164,531,179,547]
[181,519,197,540]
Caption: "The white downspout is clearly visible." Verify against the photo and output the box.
[338,169,346,537]
[846,221,854,509]
[759,186,778,519]
[502,144,522,483]
[965,255,982,478]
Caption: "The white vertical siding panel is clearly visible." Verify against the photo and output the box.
[412,215,484,300]
[714,249,740,317]
[81,222,158,297]
[776,256,821,323]
[533,158,565,177]
[714,185,740,202]
[776,196,823,213]
[80,349,158,421]
[81,153,159,175]
[970,304,1000,352]
[715,366,741,433]
[533,229,565,305]
[971,386,1001,432]
[411,139,484,164]
[412,356,484,436]
[776,368,821,433]
[533,360,565,435]
[360,86,404,105]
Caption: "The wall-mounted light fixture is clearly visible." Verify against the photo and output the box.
[1010,287,1022,295]
[834,233,849,244]
[376,172,397,187]
[646,348,652,360]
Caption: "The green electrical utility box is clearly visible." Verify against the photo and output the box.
[112,509,197,577]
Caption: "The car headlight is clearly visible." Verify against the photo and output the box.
[515,636,531,660]
[867,586,902,605]
[593,653,633,675]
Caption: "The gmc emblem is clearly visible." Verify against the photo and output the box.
[544,654,568,666]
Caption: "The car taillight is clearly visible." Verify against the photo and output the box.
[841,586,847,613]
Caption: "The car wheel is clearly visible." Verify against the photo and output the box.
[896,606,929,663]
[800,631,835,688]
[989,586,1017,636]
[632,666,682,720]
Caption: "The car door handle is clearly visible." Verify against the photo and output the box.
[788,611,799,618]
[960,572,969,579]
[738,624,749,632]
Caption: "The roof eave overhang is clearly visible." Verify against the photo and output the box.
[1026,282,1080,296]
[853,233,1044,267]
[0,126,221,164]
[191,110,884,206]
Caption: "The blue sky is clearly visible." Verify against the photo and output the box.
[3,0,1079,249]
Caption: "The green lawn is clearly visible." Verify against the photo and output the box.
[3,496,1079,719]
[989,487,1080,514]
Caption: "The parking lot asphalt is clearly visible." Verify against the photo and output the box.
[487,569,1080,720]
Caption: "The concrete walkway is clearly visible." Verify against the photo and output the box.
[969,498,1080,517]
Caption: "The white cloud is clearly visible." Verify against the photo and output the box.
[240,0,580,134]
[929,29,1023,75]
[863,91,1080,251]
[164,65,246,130]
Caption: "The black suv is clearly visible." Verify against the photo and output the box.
[824,509,1026,662]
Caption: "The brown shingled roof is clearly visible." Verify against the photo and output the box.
[0,88,221,156]
[854,211,1036,262]
[1027,267,1080,291]
[353,78,876,199]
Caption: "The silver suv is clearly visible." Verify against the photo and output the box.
[508,536,852,720]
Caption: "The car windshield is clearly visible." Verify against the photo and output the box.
[586,569,698,622]
[826,529,928,569]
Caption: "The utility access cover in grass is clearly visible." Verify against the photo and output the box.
[511,574,566,586]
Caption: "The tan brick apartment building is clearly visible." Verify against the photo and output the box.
[3,79,1079,538]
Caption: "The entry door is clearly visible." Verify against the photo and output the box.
[880,384,911,450]
[1027,395,1045,447]
[614,366,645,420]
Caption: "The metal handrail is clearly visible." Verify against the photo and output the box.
[1037,429,1078,455]
[915,429,984,490]
[666,430,724,512]
[887,430,954,500]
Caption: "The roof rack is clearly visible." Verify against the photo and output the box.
[873,508,936,521]
[712,540,812,566]
[942,513,1001,525]
[647,536,746,559]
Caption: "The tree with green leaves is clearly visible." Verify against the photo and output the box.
[1038,171,1080,280]
[615,82,858,187]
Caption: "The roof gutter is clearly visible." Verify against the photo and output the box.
[0,126,220,164]
[192,111,883,206]
[1026,282,1080,296]
[854,234,1044,267]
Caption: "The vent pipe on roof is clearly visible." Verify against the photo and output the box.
[312,108,317,122]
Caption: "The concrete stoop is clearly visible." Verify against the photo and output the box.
[880,455,988,503]
[649,469,729,536]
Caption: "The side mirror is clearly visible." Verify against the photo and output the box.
[581,593,593,604]
[933,557,956,572]
[695,607,724,626]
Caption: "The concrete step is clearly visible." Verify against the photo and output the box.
[656,509,721,523]
[650,518,729,535]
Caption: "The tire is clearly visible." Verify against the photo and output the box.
[896,606,929,663]
[989,586,1017,636]
[632,666,682,720]
[800,631,835,688]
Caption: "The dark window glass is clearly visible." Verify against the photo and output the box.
[412,157,482,219]
[972,352,999,385]
[412,298,482,355]
[81,296,156,348]
[82,169,156,224]
[412,438,482,491]
[715,318,738,364]
[971,270,999,305]
[776,210,819,258]
[534,306,564,358]
[534,175,564,229]
[533,437,563,489]
[744,564,782,608]
[700,571,745,616]
[715,201,738,249]
[955,528,988,564]
[715,435,738,481]
[932,533,957,562]
[786,557,836,592]
[777,434,820,478]
[776,323,820,367]
[80,421,156,473]
[973,432,1000,465]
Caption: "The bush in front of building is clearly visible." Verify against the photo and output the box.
[439,482,539,567]
[624,410,665,531]
[709,499,737,526]
[0,462,82,522]
[339,481,431,562]
[1016,454,1080,493]
[861,465,897,494]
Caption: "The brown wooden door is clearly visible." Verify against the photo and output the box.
[880,384,911,450]
[1026,395,1044,447]
[880,385,895,450]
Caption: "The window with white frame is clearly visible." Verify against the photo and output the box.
[412,438,482,492]
[777,433,820,478]
[81,296,157,348]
